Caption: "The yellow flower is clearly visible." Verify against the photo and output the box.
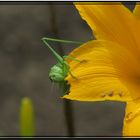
[63,2,140,136]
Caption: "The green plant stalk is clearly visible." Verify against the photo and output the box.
[19,97,35,136]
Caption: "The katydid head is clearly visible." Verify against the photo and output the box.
[49,62,70,83]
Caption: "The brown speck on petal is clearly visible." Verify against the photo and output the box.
[108,91,114,97]
[118,92,123,97]
[100,93,106,98]
[126,112,133,120]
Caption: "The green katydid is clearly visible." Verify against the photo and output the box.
[41,37,84,95]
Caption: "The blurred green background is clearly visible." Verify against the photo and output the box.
[0,2,135,136]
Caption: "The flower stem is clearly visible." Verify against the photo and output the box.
[49,5,75,136]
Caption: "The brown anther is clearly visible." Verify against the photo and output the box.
[108,91,113,97]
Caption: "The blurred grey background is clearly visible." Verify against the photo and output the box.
[0,2,135,136]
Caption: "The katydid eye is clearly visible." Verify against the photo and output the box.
[52,75,56,78]
[49,75,56,82]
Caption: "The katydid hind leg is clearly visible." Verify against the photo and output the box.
[42,38,64,64]
[42,37,84,45]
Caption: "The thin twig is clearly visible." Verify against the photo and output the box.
[49,5,75,136]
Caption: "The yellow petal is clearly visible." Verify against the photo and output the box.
[133,2,140,19]
[74,3,140,55]
[63,40,140,102]
[123,100,140,136]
